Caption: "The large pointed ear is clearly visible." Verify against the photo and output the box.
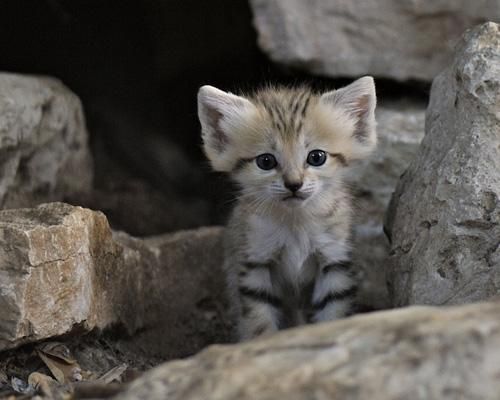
[320,76,377,154]
[198,85,257,172]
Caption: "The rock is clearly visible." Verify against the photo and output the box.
[385,23,500,306]
[113,228,230,360]
[350,102,425,310]
[0,203,118,350]
[249,0,500,81]
[0,203,228,354]
[112,301,500,400]
[0,73,92,209]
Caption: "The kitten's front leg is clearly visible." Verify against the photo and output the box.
[235,261,281,341]
[310,258,358,323]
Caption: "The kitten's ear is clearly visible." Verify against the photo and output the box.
[198,85,256,171]
[320,76,377,152]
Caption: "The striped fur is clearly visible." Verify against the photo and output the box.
[198,77,377,341]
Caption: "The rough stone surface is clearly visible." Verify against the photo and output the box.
[0,203,119,350]
[249,0,500,81]
[113,301,500,400]
[0,73,92,209]
[350,102,425,310]
[385,23,500,306]
[113,228,230,360]
[0,203,228,354]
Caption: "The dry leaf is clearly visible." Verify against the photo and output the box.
[97,364,128,384]
[37,351,81,384]
[36,342,76,364]
[37,351,65,384]
[28,372,55,397]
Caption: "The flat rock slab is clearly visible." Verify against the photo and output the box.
[385,22,500,306]
[113,301,500,400]
[0,73,92,209]
[249,0,500,81]
[0,203,228,355]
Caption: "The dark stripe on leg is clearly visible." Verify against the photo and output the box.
[238,270,248,278]
[322,260,352,274]
[239,286,282,308]
[312,286,357,311]
[243,261,275,270]
[241,303,251,317]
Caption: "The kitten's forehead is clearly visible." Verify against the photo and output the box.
[251,86,315,139]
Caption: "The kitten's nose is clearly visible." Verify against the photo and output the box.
[284,181,303,193]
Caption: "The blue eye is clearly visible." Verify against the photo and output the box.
[307,150,327,166]
[256,153,277,170]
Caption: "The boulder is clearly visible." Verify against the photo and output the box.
[350,103,425,310]
[0,73,92,209]
[249,0,500,81]
[385,23,500,306]
[113,301,500,400]
[113,228,230,359]
[0,203,228,355]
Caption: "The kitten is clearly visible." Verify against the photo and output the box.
[197,77,377,341]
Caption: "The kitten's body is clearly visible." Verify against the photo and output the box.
[198,79,377,340]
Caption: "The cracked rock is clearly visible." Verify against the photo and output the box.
[0,73,92,209]
[249,0,499,81]
[385,23,500,306]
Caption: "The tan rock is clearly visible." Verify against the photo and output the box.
[0,203,228,354]
[0,73,92,209]
[114,301,500,400]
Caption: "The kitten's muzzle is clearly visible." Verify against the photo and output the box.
[283,194,306,201]
[282,191,308,202]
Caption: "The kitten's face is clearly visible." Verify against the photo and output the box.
[198,78,377,213]
[230,109,346,209]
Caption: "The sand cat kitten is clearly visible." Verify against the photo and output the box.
[198,77,377,341]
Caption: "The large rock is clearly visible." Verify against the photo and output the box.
[0,203,118,350]
[0,203,228,355]
[385,23,500,306]
[0,73,92,209]
[113,301,500,400]
[249,0,500,81]
[350,103,425,310]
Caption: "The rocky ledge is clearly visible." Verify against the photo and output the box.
[112,301,500,400]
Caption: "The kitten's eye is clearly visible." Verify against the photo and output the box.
[256,153,277,170]
[307,150,327,166]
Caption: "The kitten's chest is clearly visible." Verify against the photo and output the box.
[246,214,322,279]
